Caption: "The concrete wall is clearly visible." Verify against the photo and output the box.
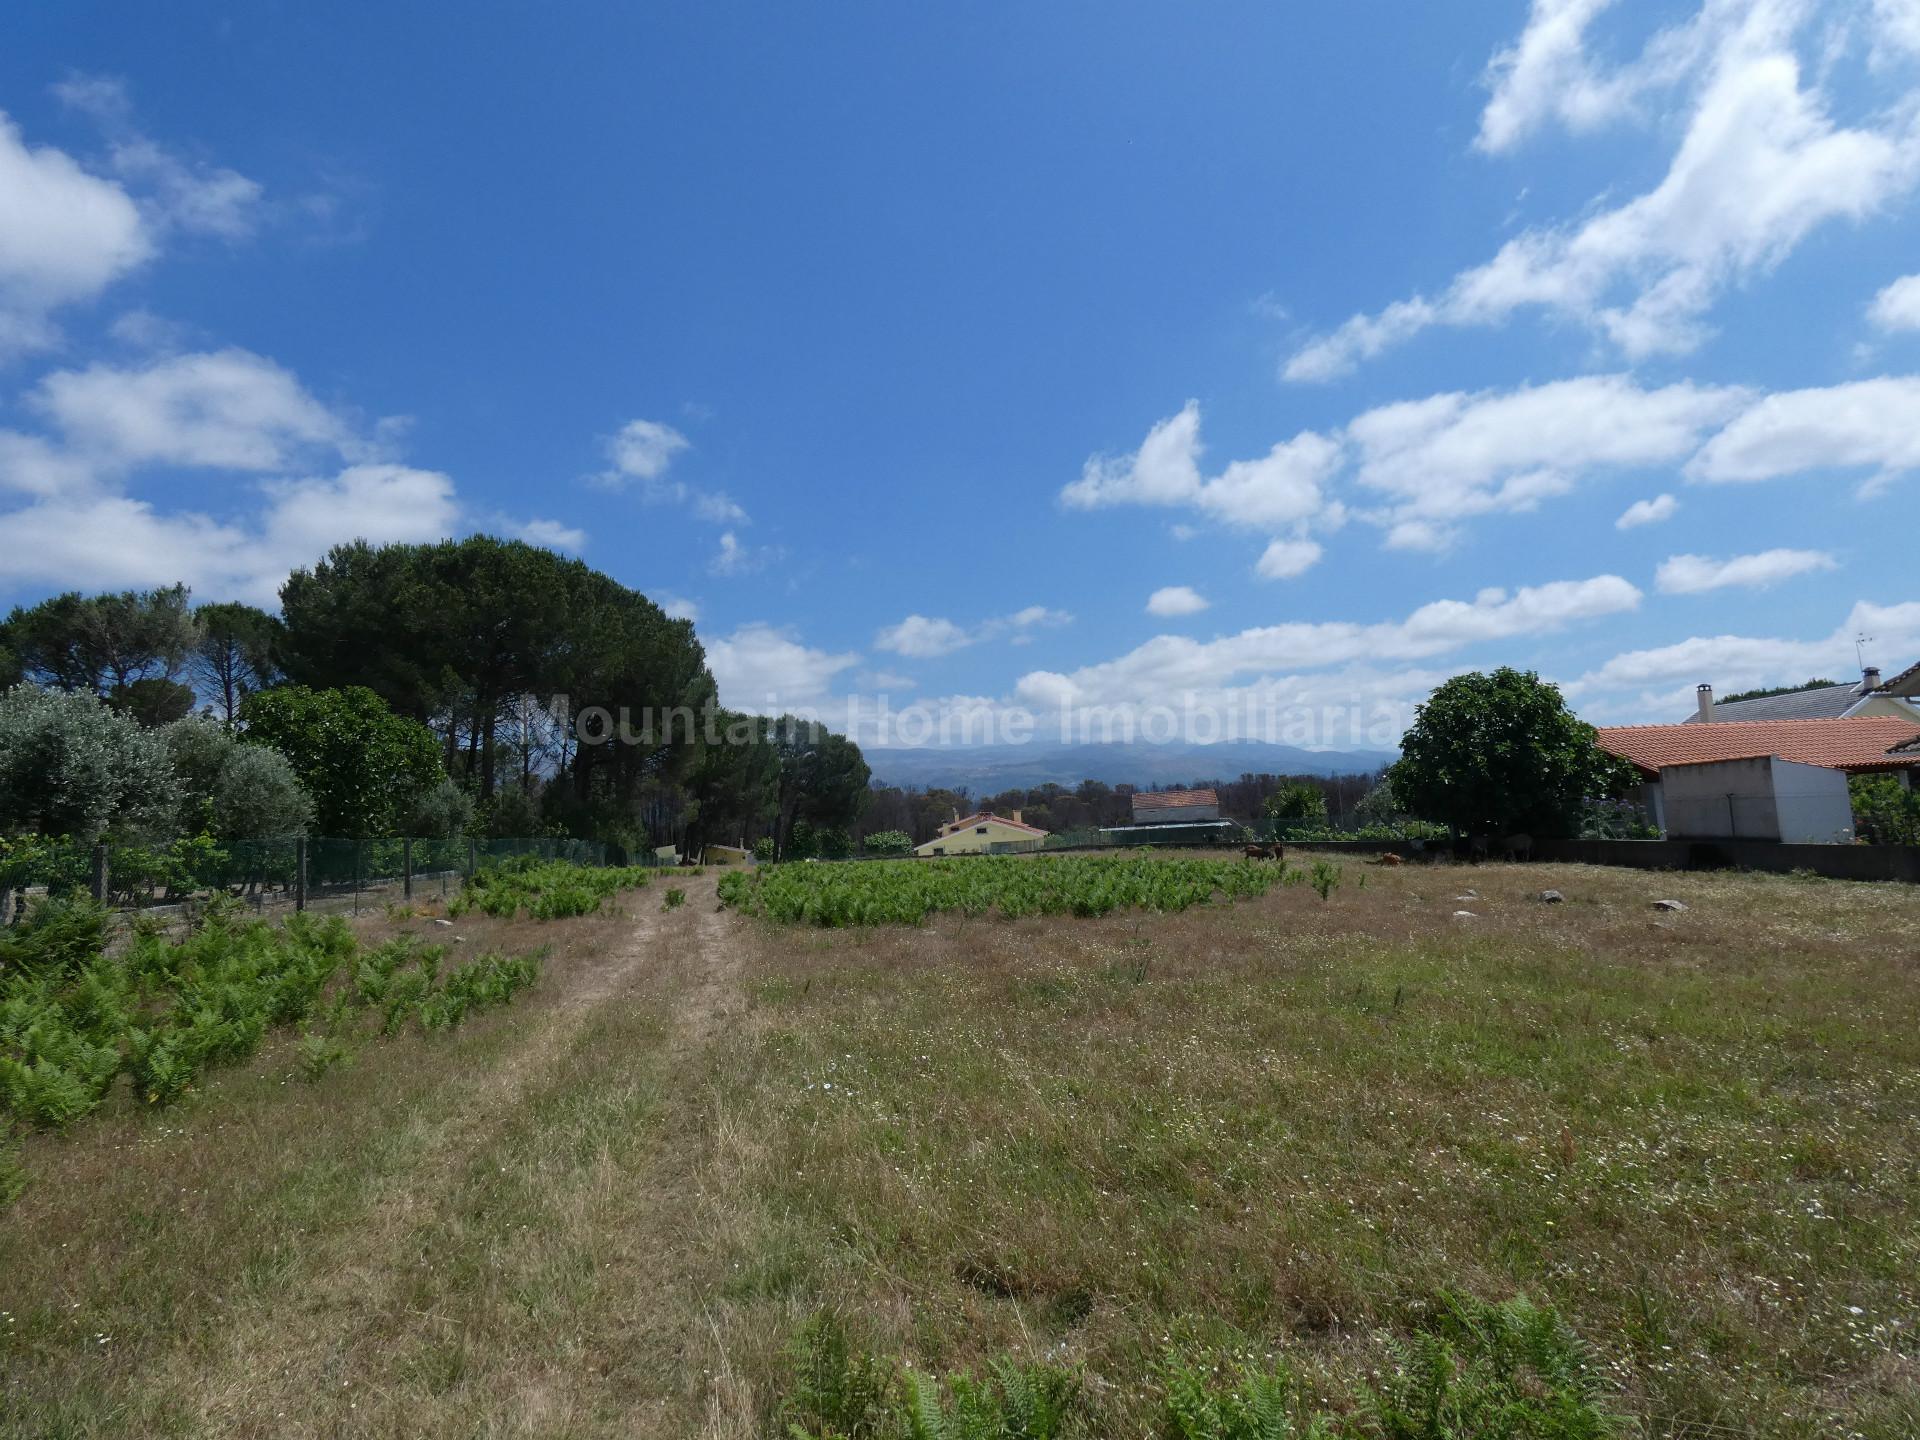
[1660,756,1852,844]
[1131,803,1220,824]
[1531,836,1920,883]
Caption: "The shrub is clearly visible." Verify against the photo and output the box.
[448,859,649,921]
[1309,860,1341,903]
[0,685,178,841]
[414,777,477,839]
[862,830,913,857]
[662,887,686,911]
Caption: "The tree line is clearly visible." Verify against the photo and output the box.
[0,536,870,858]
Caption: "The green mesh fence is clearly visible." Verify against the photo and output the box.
[0,835,636,920]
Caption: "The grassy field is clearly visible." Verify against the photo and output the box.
[3,855,1917,1436]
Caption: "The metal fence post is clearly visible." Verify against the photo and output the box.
[295,838,307,912]
[467,837,477,879]
[353,840,363,916]
[403,838,414,901]
[90,844,109,903]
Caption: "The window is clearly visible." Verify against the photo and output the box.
[976,825,988,834]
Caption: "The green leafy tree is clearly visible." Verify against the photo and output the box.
[770,717,871,860]
[1264,782,1328,824]
[1850,775,1920,845]
[160,717,312,840]
[211,744,314,839]
[1388,668,1637,838]
[681,708,781,855]
[240,686,444,837]
[862,829,912,856]
[412,778,476,839]
[0,685,179,841]
[5,586,199,711]
[192,601,283,724]
[107,676,197,728]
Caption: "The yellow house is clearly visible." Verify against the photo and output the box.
[914,811,1048,857]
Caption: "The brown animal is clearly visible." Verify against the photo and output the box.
[1501,833,1534,862]
[1243,843,1275,860]
[1374,851,1404,866]
[1468,834,1491,863]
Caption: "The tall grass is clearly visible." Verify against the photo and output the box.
[718,854,1287,927]
[0,893,541,1200]
[448,856,652,920]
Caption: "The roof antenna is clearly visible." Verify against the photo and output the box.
[1855,632,1875,671]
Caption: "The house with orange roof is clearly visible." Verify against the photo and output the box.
[913,810,1049,857]
[1596,716,1920,841]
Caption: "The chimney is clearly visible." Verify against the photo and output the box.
[1864,666,1883,693]
[1696,683,1713,722]
[1011,809,1023,825]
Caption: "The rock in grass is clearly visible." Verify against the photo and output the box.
[1453,909,1478,919]
[1536,889,1564,904]
[1651,898,1688,912]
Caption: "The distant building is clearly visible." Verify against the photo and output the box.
[1684,662,1920,723]
[914,811,1049,856]
[1596,716,1920,838]
[1130,788,1220,824]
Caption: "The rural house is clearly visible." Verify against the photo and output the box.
[1129,788,1221,823]
[1683,662,1920,724]
[1596,716,1920,840]
[914,811,1049,856]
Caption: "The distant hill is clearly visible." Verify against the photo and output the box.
[865,740,1394,793]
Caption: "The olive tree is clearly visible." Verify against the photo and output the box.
[160,716,313,839]
[0,684,178,841]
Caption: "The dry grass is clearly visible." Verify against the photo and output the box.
[4,858,1919,1437]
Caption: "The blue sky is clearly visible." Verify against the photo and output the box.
[3,1,1918,751]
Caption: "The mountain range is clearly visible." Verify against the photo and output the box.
[865,741,1395,794]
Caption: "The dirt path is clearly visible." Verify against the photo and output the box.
[162,872,748,1438]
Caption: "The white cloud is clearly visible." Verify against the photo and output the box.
[0,463,460,606]
[875,614,974,658]
[1571,600,1920,703]
[596,415,746,523]
[1146,585,1209,617]
[1289,1,1920,378]
[0,430,95,497]
[0,110,151,355]
[1064,400,1342,532]
[605,418,689,481]
[1874,0,1920,61]
[1017,573,1640,710]
[1254,537,1323,579]
[1868,273,1920,330]
[874,605,1071,658]
[705,623,860,710]
[657,594,699,622]
[54,75,264,242]
[1477,0,1648,153]
[708,529,778,576]
[31,348,347,473]
[1685,376,1920,483]
[1655,547,1837,593]
[1347,375,1745,547]
[1616,493,1679,528]
[514,517,588,551]
[1004,605,1072,639]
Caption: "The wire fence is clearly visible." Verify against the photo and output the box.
[0,835,645,924]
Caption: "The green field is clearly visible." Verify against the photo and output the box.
[3,856,1917,1437]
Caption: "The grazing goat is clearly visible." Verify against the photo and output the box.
[1502,833,1534,862]
[1468,834,1491,863]
[1243,842,1284,861]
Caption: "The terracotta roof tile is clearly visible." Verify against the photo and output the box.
[938,811,1048,836]
[1597,716,1920,776]
[1132,788,1220,811]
